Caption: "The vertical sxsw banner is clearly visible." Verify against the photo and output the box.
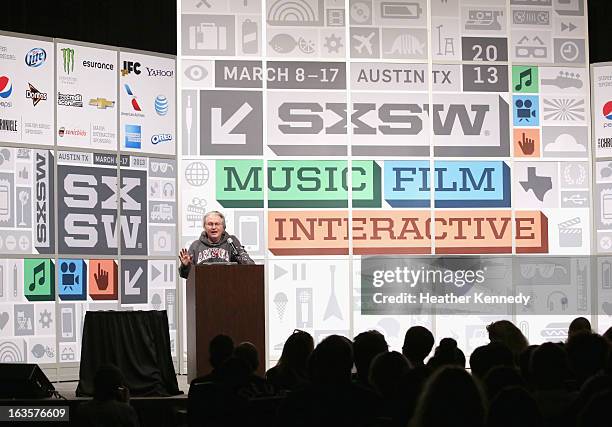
[590,62,612,333]
[0,31,177,370]
[178,0,594,360]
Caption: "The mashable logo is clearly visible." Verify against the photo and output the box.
[125,124,142,149]
[25,48,46,67]
[151,133,172,145]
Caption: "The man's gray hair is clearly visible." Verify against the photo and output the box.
[203,211,226,228]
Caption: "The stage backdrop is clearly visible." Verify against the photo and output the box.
[177,0,606,369]
[0,32,177,380]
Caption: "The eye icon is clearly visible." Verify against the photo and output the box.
[184,64,208,81]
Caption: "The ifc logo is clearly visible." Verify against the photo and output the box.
[154,95,168,116]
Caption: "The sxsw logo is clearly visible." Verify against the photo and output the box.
[58,165,147,255]
[268,93,509,156]
[35,151,53,252]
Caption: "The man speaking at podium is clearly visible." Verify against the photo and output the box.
[179,211,254,279]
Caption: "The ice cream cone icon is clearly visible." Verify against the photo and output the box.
[273,292,288,321]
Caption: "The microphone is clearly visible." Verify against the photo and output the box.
[227,237,239,255]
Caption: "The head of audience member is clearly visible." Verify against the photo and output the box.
[530,342,570,390]
[469,342,515,380]
[577,390,612,427]
[487,386,542,427]
[566,332,610,386]
[486,320,528,360]
[368,351,411,399]
[573,373,612,418]
[410,366,486,427]
[483,366,526,401]
[603,326,612,344]
[216,356,252,389]
[277,329,314,374]
[308,335,354,386]
[402,326,434,368]
[93,365,129,402]
[427,338,465,372]
[518,345,539,386]
[353,330,389,386]
[234,342,259,374]
[209,334,234,370]
[568,317,592,338]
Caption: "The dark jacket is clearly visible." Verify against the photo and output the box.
[179,231,254,279]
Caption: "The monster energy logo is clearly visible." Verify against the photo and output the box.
[61,48,75,74]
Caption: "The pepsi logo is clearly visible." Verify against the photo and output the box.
[603,101,612,121]
[0,76,13,99]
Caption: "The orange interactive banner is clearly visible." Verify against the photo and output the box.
[268,210,548,255]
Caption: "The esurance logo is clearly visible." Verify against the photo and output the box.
[151,133,172,145]
[82,59,114,71]
[25,48,46,67]
[61,48,75,74]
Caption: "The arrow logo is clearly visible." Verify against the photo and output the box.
[124,267,144,295]
[211,102,253,144]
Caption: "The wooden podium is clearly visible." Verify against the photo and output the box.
[186,264,265,382]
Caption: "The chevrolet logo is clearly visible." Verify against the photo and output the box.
[89,97,115,109]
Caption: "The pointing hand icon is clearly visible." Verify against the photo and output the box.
[518,132,535,155]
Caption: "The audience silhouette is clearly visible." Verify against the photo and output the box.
[185,319,612,427]
[76,364,139,427]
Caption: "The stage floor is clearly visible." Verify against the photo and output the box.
[52,374,190,399]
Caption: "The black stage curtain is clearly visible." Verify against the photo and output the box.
[76,310,181,397]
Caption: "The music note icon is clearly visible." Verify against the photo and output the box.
[515,69,533,91]
[28,262,46,292]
